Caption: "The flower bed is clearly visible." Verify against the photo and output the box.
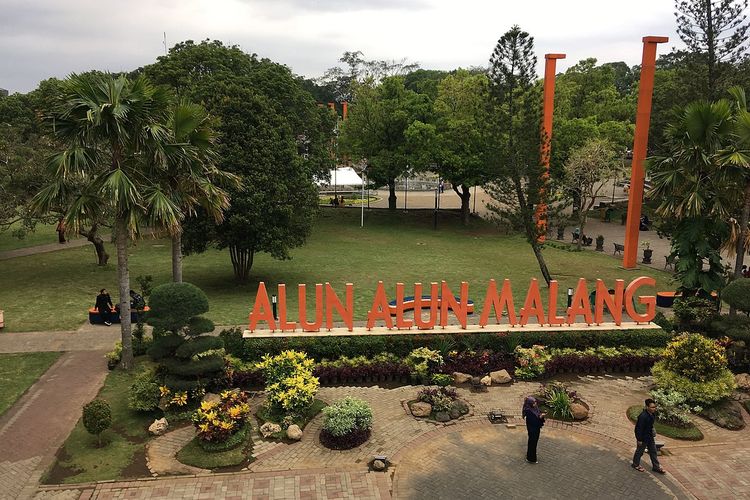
[535,382,589,421]
[543,347,663,376]
[408,387,470,422]
[319,397,373,450]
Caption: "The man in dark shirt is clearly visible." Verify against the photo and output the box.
[632,398,665,473]
[95,289,114,326]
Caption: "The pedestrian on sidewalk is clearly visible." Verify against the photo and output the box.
[56,218,67,244]
[95,289,114,326]
[631,398,666,474]
[522,396,545,464]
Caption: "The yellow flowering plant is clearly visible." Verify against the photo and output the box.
[514,345,551,380]
[257,351,319,416]
[192,390,251,444]
[662,333,727,382]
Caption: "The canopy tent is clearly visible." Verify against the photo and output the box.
[318,167,363,188]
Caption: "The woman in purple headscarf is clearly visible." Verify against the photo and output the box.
[522,396,546,463]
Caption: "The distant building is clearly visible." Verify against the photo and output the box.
[0,88,8,97]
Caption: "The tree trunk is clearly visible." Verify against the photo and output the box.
[706,0,716,98]
[229,245,255,282]
[453,184,471,225]
[79,225,109,266]
[172,231,183,283]
[577,212,586,251]
[115,218,133,370]
[514,178,552,285]
[388,178,397,210]
[730,181,750,315]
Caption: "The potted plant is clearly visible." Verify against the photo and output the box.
[641,241,653,264]
[595,235,604,251]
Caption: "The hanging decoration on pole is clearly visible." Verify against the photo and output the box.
[623,36,668,269]
[535,53,565,243]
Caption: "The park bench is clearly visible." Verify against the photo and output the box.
[613,243,624,255]
[88,306,150,325]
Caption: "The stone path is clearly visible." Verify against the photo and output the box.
[146,427,206,477]
[0,350,109,500]
[392,424,686,500]
[0,238,90,261]
[0,326,119,354]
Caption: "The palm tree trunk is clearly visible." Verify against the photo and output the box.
[115,218,134,369]
[730,181,750,315]
[229,245,255,282]
[172,232,183,283]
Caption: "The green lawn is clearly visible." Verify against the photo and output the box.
[43,358,155,484]
[0,352,62,416]
[0,222,83,252]
[0,209,674,332]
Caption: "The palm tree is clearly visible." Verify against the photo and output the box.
[718,87,750,284]
[32,73,178,369]
[648,100,740,294]
[159,101,237,282]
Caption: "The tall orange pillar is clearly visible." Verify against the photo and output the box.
[623,36,668,268]
[343,101,348,120]
[535,53,566,242]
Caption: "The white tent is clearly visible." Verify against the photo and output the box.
[319,167,363,188]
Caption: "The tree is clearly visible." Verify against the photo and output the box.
[142,41,334,281]
[159,101,235,282]
[408,70,492,224]
[719,86,750,284]
[675,0,750,98]
[339,77,431,210]
[563,139,623,250]
[32,73,180,369]
[648,100,738,294]
[82,399,112,447]
[485,25,552,285]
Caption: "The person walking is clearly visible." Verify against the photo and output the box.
[95,288,114,326]
[632,398,666,474]
[522,396,545,464]
[56,218,67,244]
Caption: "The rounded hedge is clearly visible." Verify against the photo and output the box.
[723,279,750,314]
[82,399,112,441]
[662,333,727,382]
[651,362,736,405]
[148,282,210,334]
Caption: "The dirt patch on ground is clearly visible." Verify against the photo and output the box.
[42,447,83,484]
[121,448,150,478]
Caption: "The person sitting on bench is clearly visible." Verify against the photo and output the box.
[95,289,115,326]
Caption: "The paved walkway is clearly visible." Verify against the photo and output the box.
[0,238,91,261]
[0,350,109,500]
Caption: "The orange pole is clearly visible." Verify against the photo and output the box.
[623,36,668,268]
[536,53,565,242]
[343,101,348,120]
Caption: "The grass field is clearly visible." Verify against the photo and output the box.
[0,352,62,416]
[43,358,155,484]
[0,208,674,332]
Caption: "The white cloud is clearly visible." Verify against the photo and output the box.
[0,0,684,93]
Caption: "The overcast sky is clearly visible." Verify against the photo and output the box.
[0,0,684,94]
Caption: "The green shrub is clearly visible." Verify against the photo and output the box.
[229,330,673,362]
[538,382,575,419]
[148,334,185,360]
[673,297,718,331]
[514,345,550,379]
[128,370,160,412]
[652,311,674,333]
[148,282,210,335]
[708,315,750,341]
[650,388,702,425]
[175,336,224,359]
[405,347,443,382]
[722,279,750,314]
[431,373,453,387]
[322,397,373,437]
[82,399,112,446]
[663,333,728,382]
[256,351,319,416]
[651,362,736,405]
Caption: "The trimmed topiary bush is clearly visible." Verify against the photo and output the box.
[320,397,373,450]
[82,399,112,446]
[148,282,210,334]
[723,279,750,314]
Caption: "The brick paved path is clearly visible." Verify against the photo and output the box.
[392,424,686,500]
[0,350,109,499]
